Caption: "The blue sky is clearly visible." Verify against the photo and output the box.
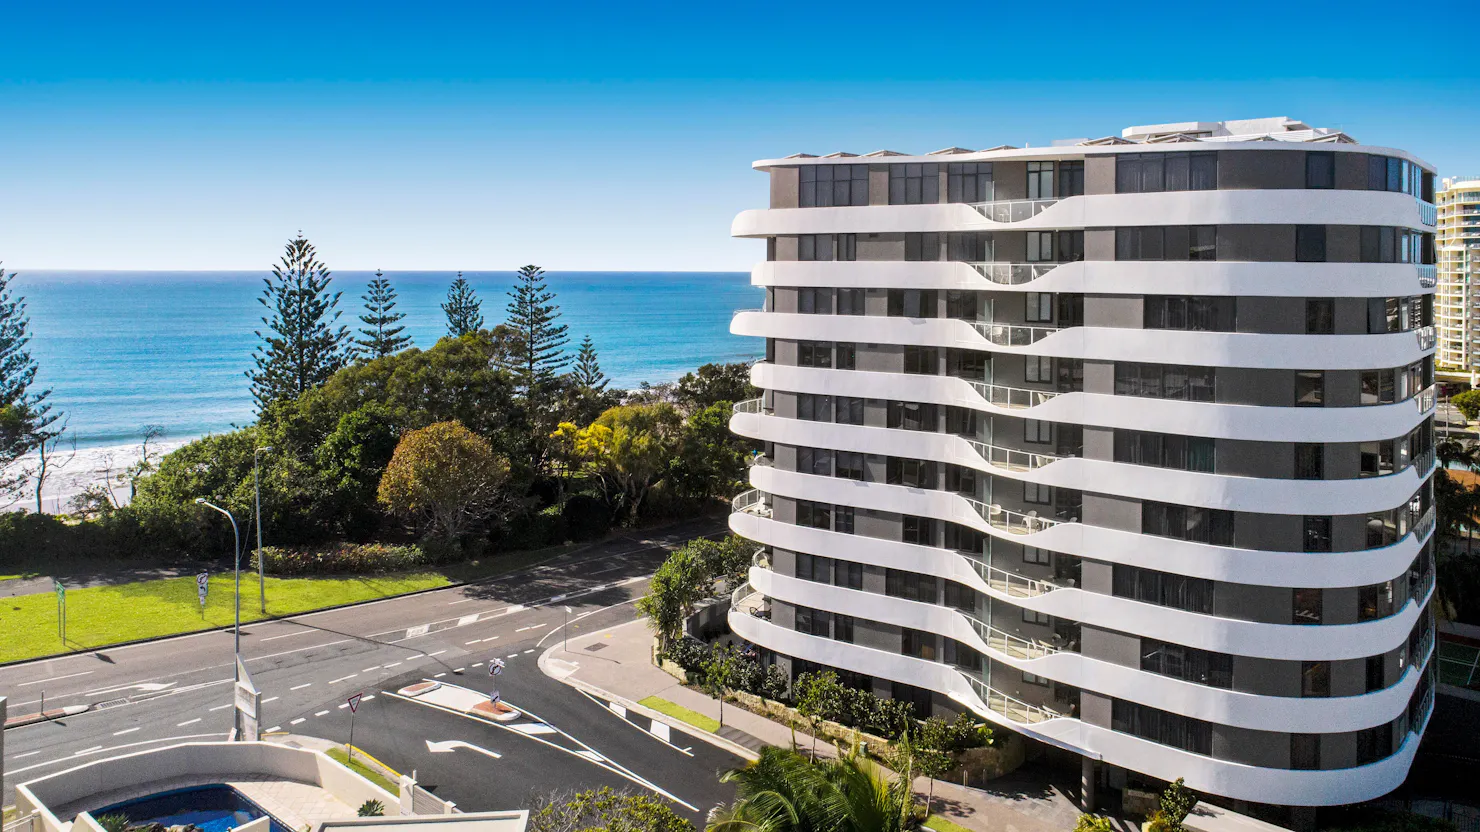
[2,0,1476,271]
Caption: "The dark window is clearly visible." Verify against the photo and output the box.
[1293,588,1323,625]
[890,164,941,205]
[1025,355,1053,384]
[1143,296,1235,331]
[835,505,855,534]
[1356,724,1393,765]
[905,233,940,261]
[800,164,869,208]
[835,451,865,481]
[1303,516,1332,552]
[887,401,935,431]
[1113,564,1215,614]
[1117,154,1165,193]
[1116,227,1165,260]
[1291,734,1321,770]
[797,393,831,421]
[1358,581,1394,621]
[1026,231,1055,262]
[796,500,831,530]
[833,614,855,643]
[798,341,833,368]
[798,447,830,476]
[834,560,862,590]
[1294,444,1324,479]
[887,456,935,488]
[1189,225,1217,260]
[1026,161,1055,199]
[1114,430,1216,473]
[798,287,831,314]
[1114,363,1216,402]
[1024,481,1052,505]
[1306,152,1336,189]
[1057,161,1085,197]
[887,569,938,603]
[1366,655,1386,692]
[1112,700,1212,756]
[1058,230,1086,262]
[1025,418,1052,445]
[1296,225,1327,262]
[1142,501,1235,546]
[888,289,938,318]
[1025,292,1053,323]
[946,290,978,320]
[838,233,856,261]
[944,581,975,613]
[947,162,993,203]
[1295,371,1324,407]
[901,628,937,660]
[835,342,856,370]
[902,515,935,545]
[1306,298,1335,334]
[796,552,831,583]
[799,235,834,262]
[834,396,865,425]
[904,346,938,375]
[837,288,865,315]
[1141,638,1233,689]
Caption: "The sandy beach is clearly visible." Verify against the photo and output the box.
[12,436,193,514]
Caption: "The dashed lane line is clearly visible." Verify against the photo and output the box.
[113,728,141,736]
[291,683,312,690]
[209,704,233,712]
[74,746,104,755]
[261,697,280,704]
[177,718,202,727]
[290,718,306,725]
[315,710,330,716]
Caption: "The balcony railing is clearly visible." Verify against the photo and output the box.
[965,498,1065,534]
[964,379,1061,410]
[961,612,1060,660]
[966,262,1063,285]
[970,321,1061,347]
[1413,505,1436,543]
[1417,264,1438,288]
[749,454,774,469]
[731,587,770,619]
[752,548,770,569]
[1418,198,1438,228]
[959,672,1062,724]
[1414,683,1436,732]
[1412,445,1436,477]
[961,555,1063,598]
[964,438,1066,472]
[731,307,766,322]
[733,397,767,415]
[967,197,1060,223]
[733,488,772,518]
[1417,384,1437,414]
[1417,325,1437,351]
[1416,625,1436,669]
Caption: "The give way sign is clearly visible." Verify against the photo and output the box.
[347,693,363,713]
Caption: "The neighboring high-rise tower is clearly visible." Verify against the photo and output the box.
[727,117,1438,811]
[1436,175,1480,383]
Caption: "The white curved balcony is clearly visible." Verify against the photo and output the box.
[967,197,1060,223]
[1417,326,1437,352]
[752,260,1435,298]
[965,498,1068,534]
[732,488,771,517]
[728,606,1430,806]
[746,466,1433,590]
[751,363,1434,443]
[1417,264,1438,289]
[970,321,1063,347]
[964,438,1066,471]
[732,397,768,415]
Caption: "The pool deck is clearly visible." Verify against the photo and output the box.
[53,775,359,832]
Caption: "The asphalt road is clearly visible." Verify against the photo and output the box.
[0,520,740,819]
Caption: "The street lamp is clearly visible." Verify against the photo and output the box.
[196,498,243,665]
[253,447,273,613]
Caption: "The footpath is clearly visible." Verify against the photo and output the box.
[539,618,1086,832]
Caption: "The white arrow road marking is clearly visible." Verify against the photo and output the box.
[425,739,503,759]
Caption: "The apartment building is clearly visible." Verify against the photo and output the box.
[726,117,1438,811]
[1436,175,1480,381]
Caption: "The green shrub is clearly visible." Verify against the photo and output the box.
[562,494,611,541]
[357,800,386,818]
[1453,389,1480,421]
[254,542,431,575]
[1074,814,1114,832]
[95,814,131,832]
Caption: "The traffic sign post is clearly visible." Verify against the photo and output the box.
[54,581,65,641]
[197,572,209,612]
[489,658,504,677]
[346,693,363,765]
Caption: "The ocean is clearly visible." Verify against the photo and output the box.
[18,270,763,450]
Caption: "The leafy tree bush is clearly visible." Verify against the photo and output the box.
[674,362,756,413]
[561,493,611,541]
[1074,814,1115,832]
[1145,778,1199,832]
[564,403,683,521]
[378,421,512,540]
[1452,389,1480,421]
[356,800,386,818]
[94,815,131,832]
[711,746,912,832]
[254,542,431,575]
[917,712,995,753]
[527,786,692,832]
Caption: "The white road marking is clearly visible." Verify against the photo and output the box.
[434,673,447,678]
[523,649,534,654]
[535,596,640,648]
[509,723,558,735]
[74,746,104,755]
[576,749,604,761]
[429,650,447,657]
[471,662,484,667]
[651,721,671,743]
[209,704,233,712]
[506,654,518,659]
[315,710,330,717]
[14,750,43,759]
[18,671,94,687]
[464,640,481,646]
[338,703,350,709]
[290,683,312,690]
[515,624,547,632]
[290,718,306,725]
[405,624,430,638]
[266,726,281,732]
[587,565,624,575]
[384,662,402,668]
[609,703,627,719]
[454,668,466,673]
[261,696,279,704]
[446,598,476,605]
[362,666,380,673]
[426,739,502,759]
[457,614,480,626]
[259,630,313,642]
[329,674,358,684]
[112,727,141,736]
[361,695,376,702]
[177,718,202,727]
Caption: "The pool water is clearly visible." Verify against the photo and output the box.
[92,785,293,832]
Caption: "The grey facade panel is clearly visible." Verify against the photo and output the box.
[1082,625,1141,668]
[770,167,800,209]
[1218,150,1304,191]
[1085,294,1144,328]
[1085,156,1116,195]
[1218,225,1296,262]
[1082,493,1141,533]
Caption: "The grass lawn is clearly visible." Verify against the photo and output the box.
[0,540,590,665]
[639,695,720,733]
[923,815,975,832]
[326,747,399,794]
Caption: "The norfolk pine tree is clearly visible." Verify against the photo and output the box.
[442,272,483,336]
[354,269,410,359]
[0,264,58,504]
[248,235,350,412]
[572,335,608,392]
[505,265,569,392]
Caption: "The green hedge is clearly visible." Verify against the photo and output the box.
[253,542,432,575]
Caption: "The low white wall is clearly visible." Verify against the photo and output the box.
[17,742,395,832]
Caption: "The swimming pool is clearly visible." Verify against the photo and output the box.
[91,785,294,832]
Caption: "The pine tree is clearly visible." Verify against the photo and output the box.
[442,272,483,337]
[247,235,349,412]
[505,264,569,392]
[0,264,57,502]
[354,269,411,359]
[572,335,608,392]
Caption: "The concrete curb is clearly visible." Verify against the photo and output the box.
[2,705,89,729]
[536,625,761,763]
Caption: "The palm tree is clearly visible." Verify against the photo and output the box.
[1437,437,1478,472]
[707,746,913,832]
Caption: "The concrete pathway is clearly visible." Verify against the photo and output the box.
[539,618,1084,832]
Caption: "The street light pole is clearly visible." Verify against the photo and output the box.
[253,447,273,613]
[196,498,242,668]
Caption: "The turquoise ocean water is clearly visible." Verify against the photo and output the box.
[17,271,762,449]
